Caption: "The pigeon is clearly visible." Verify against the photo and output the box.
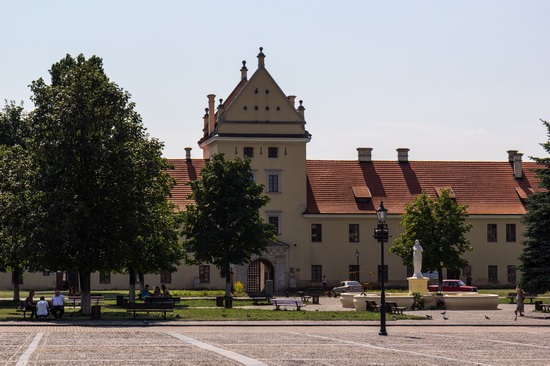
[426,314,432,319]
[485,315,490,320]
[443,315,449,320]
[441,311,446,315]
[175,314,181,318]
[222,314,227,317]
[247,314,251,318]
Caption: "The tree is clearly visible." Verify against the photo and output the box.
[519,119,550,294]
[29,54,181,313]
[390,190,473,283]
[181,154,277,306]
[0,101,35,301]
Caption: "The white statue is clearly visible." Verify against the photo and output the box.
[413,239,423,278]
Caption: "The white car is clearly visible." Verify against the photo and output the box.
[331,281,363,297]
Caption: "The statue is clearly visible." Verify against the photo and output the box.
[413,239,423,278]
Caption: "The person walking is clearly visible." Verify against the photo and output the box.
[515,286,525,320]
[322,275,328,291]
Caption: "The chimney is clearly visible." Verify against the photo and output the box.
[202,108,209,136]
[514,152,523,179]
[297,100,305,118]
[357,148,373,162]
[507,150,518,163]
[207,94,216,134]
[257,47,265,68]
[287,95,296,108]
[240,60,248,80]
[397,148,410,163]
[185,147,192,161]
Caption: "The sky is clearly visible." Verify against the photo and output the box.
[1,1,549,162]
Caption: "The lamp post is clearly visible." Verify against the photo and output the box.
[355,249,360,283]
[373,200,389,336]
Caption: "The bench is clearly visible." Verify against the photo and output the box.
[144,296,181,306]
[365,300,380,312]
[506,293,538,304]
[270,298,305,310]
[385,301,406,315]
[126,302,174,320]
[248,293,272,305]
[16,304,30,319]
[297,291,311,302]
[67,294,105,308]
[541,304,550,313]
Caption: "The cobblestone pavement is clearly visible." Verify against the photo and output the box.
[3,298,550,365]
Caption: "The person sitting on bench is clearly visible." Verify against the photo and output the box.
[51,289,65,320]
[36,296,49,320]
[25,290,37,320]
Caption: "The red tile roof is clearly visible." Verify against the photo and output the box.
[167,158,541,215]
[306,160,540,215]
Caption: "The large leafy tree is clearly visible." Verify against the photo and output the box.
[519,119,550,294]
[181,154,277,305]
[390,190,473,282]
[29,54,181,313]
[0,101,35,300]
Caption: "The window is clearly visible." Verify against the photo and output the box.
[507,265,517,284]
[487,224,497,242]
[349,265,359,281]
[199,265,210,284]
[311,224,322,242]
[268,147,278,158]
[243,147,254,158]
[267,173,280,192]
[506,224,516,242]
[349,224,359,242]
[268,215,280,235]
[160,270,172,284]
[311,265,322,282]
[377,265,388,283]
[488,265,498,283]
[99,272,111,284]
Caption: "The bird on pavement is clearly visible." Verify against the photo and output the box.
[441,311,446,315]
[426,314,432,319]
[443,315,449,320]
[485,315,490,320]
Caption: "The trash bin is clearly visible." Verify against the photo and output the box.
[535,301,543,311]
[216,296,224,307]
[116,295,124,307]
[224,297,233,309]
[91,305,101,320]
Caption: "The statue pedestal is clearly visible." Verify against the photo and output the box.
[407,276,429,295]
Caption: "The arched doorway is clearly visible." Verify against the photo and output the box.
[247,259,274,293]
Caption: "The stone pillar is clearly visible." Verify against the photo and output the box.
[407,276,429,295]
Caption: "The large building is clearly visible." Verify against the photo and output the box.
[2,48,540,291]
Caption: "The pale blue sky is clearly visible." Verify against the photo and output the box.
[1,1,549,161]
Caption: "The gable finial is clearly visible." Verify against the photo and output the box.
[240,60,248,80]
[257,47,265,68]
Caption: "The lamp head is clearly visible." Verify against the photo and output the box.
[376,201,388,223]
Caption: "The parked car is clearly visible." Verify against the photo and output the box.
[331,281,363,297]
[428,279,478,292]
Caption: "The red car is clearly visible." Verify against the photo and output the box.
[428,279,478,292]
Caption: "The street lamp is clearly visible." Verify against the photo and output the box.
[373,200,389,336]
[355,249,360,283]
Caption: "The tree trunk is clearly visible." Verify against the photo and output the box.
[224,263,232,308]
[68,270,80,293]
[12,267,20,301]
[128,267,136,303]
[79,269,92,315]
[438,265,444,285]
[138,272,145,291]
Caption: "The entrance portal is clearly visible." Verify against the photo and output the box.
[247,259,274,293]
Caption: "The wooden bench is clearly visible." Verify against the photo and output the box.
[248,293,272,305]
[145,296,181,306]
[297,291,311,302]
[270,298,305,310]
[67,294,105,308]
[365,300,380,312]
[126,302,174,320]
[385,301,406,315]
[506,293,538,304]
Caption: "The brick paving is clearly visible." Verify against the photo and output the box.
[3,298,550,365]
